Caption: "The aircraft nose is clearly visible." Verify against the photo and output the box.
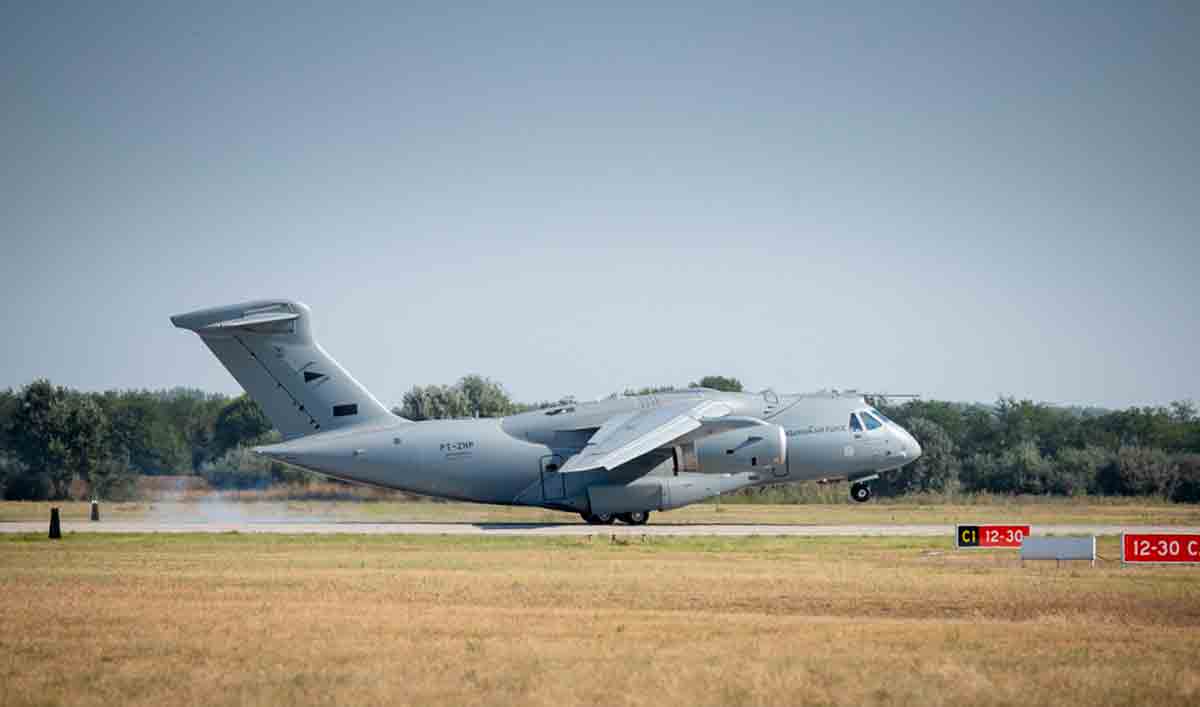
[889,425,921,462]
[903,429,922,461]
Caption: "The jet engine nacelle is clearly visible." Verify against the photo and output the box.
[693,423,787,475]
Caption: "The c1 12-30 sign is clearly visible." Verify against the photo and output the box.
[956,524,1030,549]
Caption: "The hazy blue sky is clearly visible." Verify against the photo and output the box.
[2,1,1197,409]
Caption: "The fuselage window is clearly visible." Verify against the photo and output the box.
[849,413,863,432]
[861,411,882,430]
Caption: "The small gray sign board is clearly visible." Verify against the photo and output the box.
[1020,536,1096,566]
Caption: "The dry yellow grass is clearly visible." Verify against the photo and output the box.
[2,534,1199,706]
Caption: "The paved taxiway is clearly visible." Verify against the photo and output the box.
[2,520,1197,536]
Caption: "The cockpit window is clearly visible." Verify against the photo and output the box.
[870,407,890,423]
[849,413,863,432]
[861,411,882,430]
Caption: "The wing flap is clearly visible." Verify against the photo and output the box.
[559,399,734,474]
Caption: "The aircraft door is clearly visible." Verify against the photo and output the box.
[540,454,566,501]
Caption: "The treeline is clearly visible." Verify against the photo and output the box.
[3,376,1198,503]
[875,398,1200,502]
[0,380,284,500]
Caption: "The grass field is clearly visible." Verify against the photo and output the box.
[2,533,1199,706]
[4,497,1200,527]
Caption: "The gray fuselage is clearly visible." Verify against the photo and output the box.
[258,389,921,516]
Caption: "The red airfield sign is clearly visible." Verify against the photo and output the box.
[956,524,1030,549]
[1122,533,1200,563]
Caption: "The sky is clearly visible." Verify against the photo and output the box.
[2,1,1197,409]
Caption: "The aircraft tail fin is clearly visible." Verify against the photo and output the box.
[171,300,401,439]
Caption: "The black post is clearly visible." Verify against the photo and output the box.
[90,499,99,522]
[49,507,61,539]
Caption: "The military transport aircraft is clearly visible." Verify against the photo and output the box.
[173,300,921,524]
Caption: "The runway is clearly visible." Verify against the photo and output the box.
[2,520,1197,536]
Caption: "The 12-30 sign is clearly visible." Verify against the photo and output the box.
[956,524,1030,549]
[1122,533,1200,563]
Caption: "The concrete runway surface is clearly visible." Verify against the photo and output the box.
[3,520,1198,536]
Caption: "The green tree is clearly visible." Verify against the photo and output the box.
[153,387,233,470]
[960,441,1053,495]
[1095,446,1177,497]
[102,391,189,474]
[213,396,272,455]
[881,400,968,448]
[200,447,309,489]
[399,384,471,421]
[959,405,1002,458]
[1052,445,1111,496]
[61,395,111,495]
[9,380,64,477]
[994,397,1061,452]
[1171,455,1200,503]
[0,449,20,499]
[1090,407,1180,451]
[690,376,743,392]
[87,451,138,501]
[876,417,959,495]
[457,375,517,418]
[8,380,73,498]
[7,382,119,499]
[0,388,16,437]
[0,389,15,497]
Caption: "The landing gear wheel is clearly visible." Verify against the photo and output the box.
[617,510,650,526]
[582,512,615,525]
[850,483,872,503]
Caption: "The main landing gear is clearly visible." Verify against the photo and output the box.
[617,510,650,526]
[581,510,651,525]
[850,482,873,503]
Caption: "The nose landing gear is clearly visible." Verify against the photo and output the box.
[850,482,873,503]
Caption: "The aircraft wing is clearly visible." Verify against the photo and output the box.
[559,398,758,474]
